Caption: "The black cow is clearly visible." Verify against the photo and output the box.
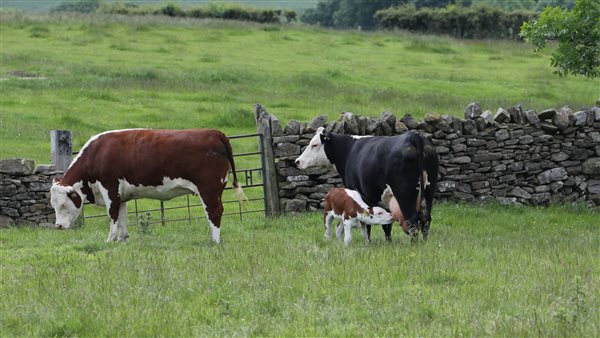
[295,128,438,241]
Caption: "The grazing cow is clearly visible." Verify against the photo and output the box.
[295,127,438,241]
[50,129,244,243]
[323,188,393,245]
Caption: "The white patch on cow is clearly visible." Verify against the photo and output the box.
[117,177,198,201]
[295,128,331,170]
[344,189,369,210]
[117,202,128,241]
[69,129,147,170]
[50,180,84,229]
[422,171,430,188]
[210,224,220,243]
[350,135,373,139]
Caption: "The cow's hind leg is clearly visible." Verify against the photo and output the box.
[198,189,224,244]
[360,222,370,245]
[382,223,392,241]
[324,212,335,240]
[335,219,344,241]
[117,202,129,242]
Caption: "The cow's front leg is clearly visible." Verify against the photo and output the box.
[103,189,121,242]
[343,219,357,245]
[382,223,392,241]
[117,202,129,242]
[360,222,370,245]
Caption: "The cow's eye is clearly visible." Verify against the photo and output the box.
[311,143,318,148]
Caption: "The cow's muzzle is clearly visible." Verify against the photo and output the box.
[55,224,65,230]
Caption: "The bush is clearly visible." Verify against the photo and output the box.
[51,0,100,13]
[98,2,141,15]
[156,4,186,18]
[375,4,538,39]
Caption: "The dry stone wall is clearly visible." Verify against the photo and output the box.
[271,103,600,212]
[0,159,60,227]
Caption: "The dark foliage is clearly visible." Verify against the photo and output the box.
[375,4,538,39]
[51,0,100,13]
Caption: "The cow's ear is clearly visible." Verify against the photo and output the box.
[52,177,61,185]
[320,130,332,143]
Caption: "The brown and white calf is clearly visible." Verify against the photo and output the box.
[383,171,429,236]
[50,128,244,243]
[323,188,393,245]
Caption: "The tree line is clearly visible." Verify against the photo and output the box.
[51,0,297,24]
[300,0,574,29]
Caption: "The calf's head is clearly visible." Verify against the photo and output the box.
[360,206,394,225]
[50,178,83,229]
[295,127,332,170]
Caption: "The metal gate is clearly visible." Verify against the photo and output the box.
[79,132,267,226]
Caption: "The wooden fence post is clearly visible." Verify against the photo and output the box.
[255,104,280,216]
[50,130,72,172]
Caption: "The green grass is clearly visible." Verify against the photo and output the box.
[1,13,598,164]
[1,203,598,336]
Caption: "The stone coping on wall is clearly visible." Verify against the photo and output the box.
[267,103,600,212]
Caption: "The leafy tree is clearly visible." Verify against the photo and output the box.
[534,0,575,11]
[301,0,339,27]
[521,0,600,78]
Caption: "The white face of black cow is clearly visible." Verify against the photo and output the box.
[50,181,83,229]
[295,127,331,170]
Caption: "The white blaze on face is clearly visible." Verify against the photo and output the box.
[295,127,331,170]
[368,206,394,225]
[50,182,83,229]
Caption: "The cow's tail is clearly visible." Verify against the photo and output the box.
[221,133,247,203]
[410,132,426,209]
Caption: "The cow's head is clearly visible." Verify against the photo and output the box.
[50,178,83,229]
[295,127,332,170]
[360,206,394,225]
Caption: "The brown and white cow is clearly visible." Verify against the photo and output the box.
[50,128,244,243]
[324,188,393,245]
[382,171,429,235]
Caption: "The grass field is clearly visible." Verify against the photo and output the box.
[1,13,598,163]
[1,203,598,336]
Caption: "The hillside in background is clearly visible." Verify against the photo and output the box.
[1,13,596,163]
[1,0,318,12]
